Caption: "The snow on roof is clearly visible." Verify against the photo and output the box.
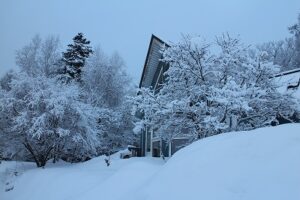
[274,68,300,99]
[274,68,300,77]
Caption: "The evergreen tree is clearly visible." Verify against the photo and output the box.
[62,33,93,81]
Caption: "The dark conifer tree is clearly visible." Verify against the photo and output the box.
[62,33,93,81]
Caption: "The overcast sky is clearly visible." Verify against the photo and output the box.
[0,0,299,84]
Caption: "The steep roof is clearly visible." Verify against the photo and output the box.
[274,68,300,78]
[139,35,169,88]
[275,68,300,99]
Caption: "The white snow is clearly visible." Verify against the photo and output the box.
[0,154,164,200]
[275,69,300,99]
[133,124,300,200]
[1,124,300,200]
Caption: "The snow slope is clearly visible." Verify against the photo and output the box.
[133,124,300,200]
[1,124,300,200]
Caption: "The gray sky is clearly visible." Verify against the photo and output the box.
[0,0,299,84]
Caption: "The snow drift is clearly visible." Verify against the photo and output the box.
[1,124,300,200]
[132,124,300,200]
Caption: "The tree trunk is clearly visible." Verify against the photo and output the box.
[23,139,53,168]
[23,141,42,167]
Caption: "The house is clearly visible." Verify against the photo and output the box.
[274,67,300,99]
[273,68,300,124]
[137,35,189,157]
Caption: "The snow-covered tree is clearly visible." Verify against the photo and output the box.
[258,13,300,71]
[220,40,297,129]
[96,104,136,155]
[62,33,93,82]
[0,70,15,91]
[131,34,299,146]
[0,73,102,167]
[82,47,130,108]
[16,35,61,77]
[257,39,296,71]
[82,47,135,154]
[1,35,135,166]
[0,70,28,160]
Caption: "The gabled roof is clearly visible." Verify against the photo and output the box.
[139,35,170,88]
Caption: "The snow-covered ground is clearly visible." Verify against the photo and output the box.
[1,124,300,200]
[0,156,164,200]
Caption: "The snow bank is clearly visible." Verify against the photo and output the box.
[1,124,299,200]
[132,124,300,200]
